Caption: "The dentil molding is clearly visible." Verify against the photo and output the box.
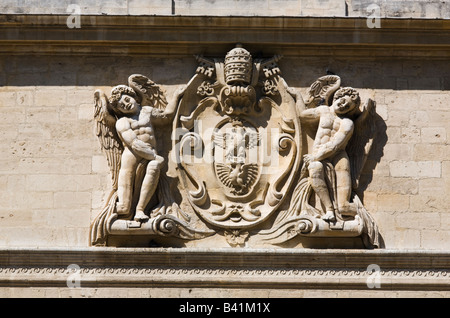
[0,248,449,291]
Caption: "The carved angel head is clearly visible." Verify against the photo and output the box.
[332,87,361,116]
[109,85,140,117]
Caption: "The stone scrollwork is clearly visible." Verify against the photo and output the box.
[90,45,382,248]
[175,44,301,232]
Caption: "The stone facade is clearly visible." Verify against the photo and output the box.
[2,0,450,18]
[0,1,449,297]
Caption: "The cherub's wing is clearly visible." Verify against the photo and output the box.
[304,75,341,108]
[128,74,168,110]
[94,89,123,190]
[215,163,233,188]
[346,98,377,191]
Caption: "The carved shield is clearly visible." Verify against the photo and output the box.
[173,54,302,230]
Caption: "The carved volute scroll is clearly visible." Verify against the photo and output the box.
[90,45,382,249]
[174,45,301,233]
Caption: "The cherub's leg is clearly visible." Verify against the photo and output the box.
[116,148,138,216]
[333,151,356,217]
[308,161,336,222]
[134,157,162,222]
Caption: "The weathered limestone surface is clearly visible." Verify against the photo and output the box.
[1,0,450,18]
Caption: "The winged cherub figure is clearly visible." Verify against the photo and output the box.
[276,75,381,247]
[300,87,362,222]
[94,74,185,223]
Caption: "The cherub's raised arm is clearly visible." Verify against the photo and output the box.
[299,106,324,121]
[152,85,186,124]
[150,108,171,124]
[164,85,186,116]
[280,78,306,113]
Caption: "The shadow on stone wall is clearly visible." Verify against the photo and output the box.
[2,54,450,91]
[358,112,387,201]
[359,112,388,249]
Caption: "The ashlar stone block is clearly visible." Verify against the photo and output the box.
[421,127,447,144]
[389,161,441,178]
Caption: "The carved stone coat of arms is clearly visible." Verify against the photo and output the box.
[90,45,382,249]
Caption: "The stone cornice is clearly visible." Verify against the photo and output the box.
[0,248,449,291]
[1,247,450,268]
[0,15,449,57]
